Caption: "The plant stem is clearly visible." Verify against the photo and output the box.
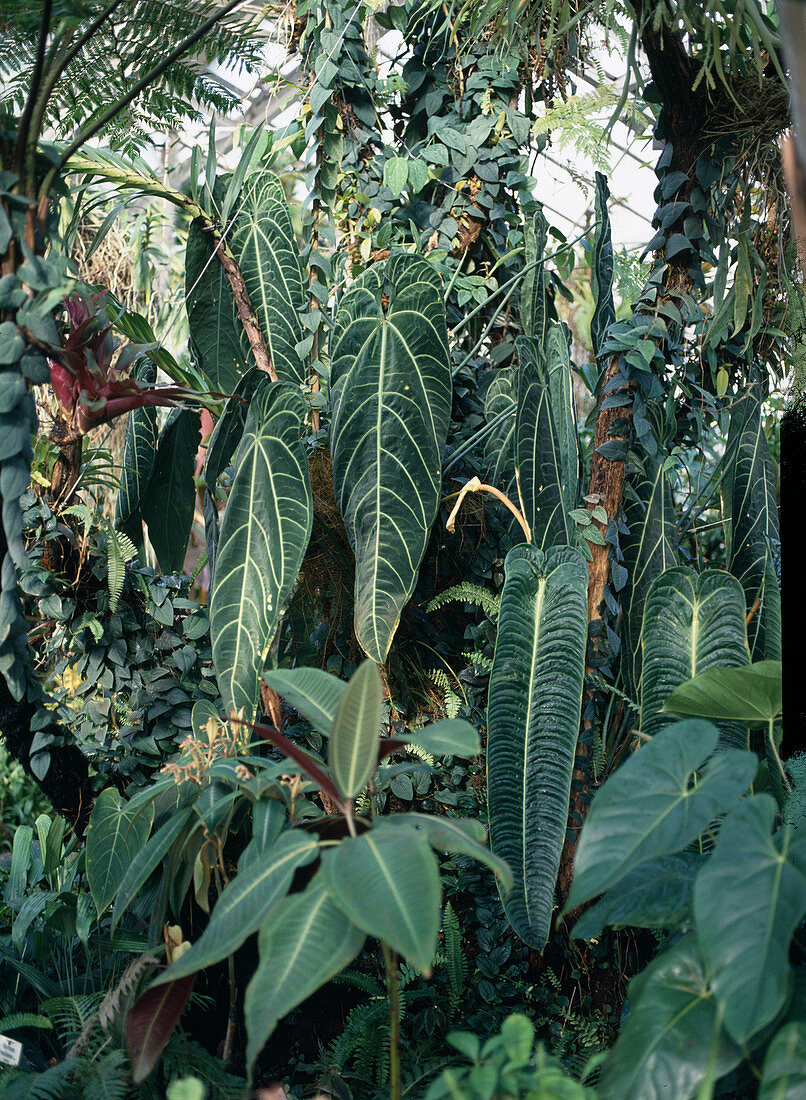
[381,941,401,1100]
[445,476,531,543]
[15,0,53,180]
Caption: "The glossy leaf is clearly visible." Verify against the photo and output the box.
[515,336,572,549]
[329,659,383,799]
[230,174,308,387]
[640,567,749,737]
[566,720,756,910]
[86,789,154,916]
[114,358,158,543]
[620,453,677,693]
[112,808,194,933]
[487,544,588,947]
[262,666,346,737]
[598,935,742,1100]
[323,825,441,972]
[379,813,513,894]
[330,253,451,662]
[155,830,319,983]
[571,853,700,940]
[245,879,365,1069]
[694,795,806,1044]
[128,975,195,1083]
[140,408,201,574]
[210,382,312,717]
[186,217,250,390]
[759,1022,806,1100]
[664,660,782,726]
[722,383,781,660]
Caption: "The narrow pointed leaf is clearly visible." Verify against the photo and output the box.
[487,545,588,947]
[262,666,346,737]
[128,976,195,1083]
[694,795,806,1044]
[210,382,312,717]
[140,408,201,574]
[590,171,615,367]
[640,567,749,737]
[114,358,158,542]
[483,368,517,496]
[112,808,194,933]
[520,207,548,342]
[245,880,365,1069]
[154,831,319,983]
[379,813,513,894]
[722,384,781,660]
[621,453,677,693]
[323,827,441,972]
[329,660,383,799]
[186,218,251,390]
[204,366,271,492]
[566,721,756,910]
[598,935,742,1100]
[330,253,452,662]
[546,322,578,514]
[86,789,154,916]
[760,1022,806,1099]
[231,174,308,386]
[515,337,572,549]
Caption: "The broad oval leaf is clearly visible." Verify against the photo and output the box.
[154,830,319,983]
[140,408,201,574]
[515,336,572,549]
[401,718,480,758]
[664,660,782,726]
[487,544,588,947]
[329,659,383,799]
[322,825,441,973]
[245,879,365,1070]
[230,174,308,387]
[620,452,677,694]
[721,383,781,661]
[86,788,154,916]
[262,666,346,737]
[640,567,749,737]
[566,720,756,911]
[128,975,195,1084]
[210,382,313,717]
[598,935,742,1100]
[330,252,451,663]
[378,814,513,894]
[694,795,806,1044]
[759,1022,806,1100]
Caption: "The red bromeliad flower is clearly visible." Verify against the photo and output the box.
[48,293,198,434]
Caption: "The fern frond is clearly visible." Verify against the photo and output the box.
[442,903,467,1013]
[0,1013,52,1033]
[332,969,385,997]
[0,1059,78,1099]
[104,524,137,613]
[426,669,461,720]
[75,1051,129,1100]
[426,583,501,621]
[41,996,103,1049]
[462,651,493,673]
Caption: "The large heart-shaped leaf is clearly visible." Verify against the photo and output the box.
[640,567,749,737]
[140,408,201,574]
[230,174,308,387]
[262,666,346,736]
[86,789,154,916]
[515,336,572,549]
[245,879,365,1069]
[620,453,677,694]
[566,720,756,910]
[598,935,742,1100]
[155,830,319,983]
[694,795,806,1044]
[760,1022,806,1099]
[721,383,781,661]
[330,253,451,663]
[664,660,782,726]
[322,825,441,972]
[329,659,383,799]
[379,813,513,894]
[487,544,588,947]
[210,382,312,717]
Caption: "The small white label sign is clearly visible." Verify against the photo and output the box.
[0,1034,22,1066]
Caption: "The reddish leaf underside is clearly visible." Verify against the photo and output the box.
[127,974,195,1083]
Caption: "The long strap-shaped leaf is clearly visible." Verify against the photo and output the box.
[114,358,158,545]
[140,408,200,574]
[590,171,616,368]
[640,567,749,736]
[621,453,678,694]
[546,322,579,515]
[520,207,549,342]
[330,253,451,663]
[210,382,312,717]
[487,545,589,948]
[721,384,781,661]
[515,335,572,548]
[231,174,308,387]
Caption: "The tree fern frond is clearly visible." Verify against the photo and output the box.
[76,1051,129,1100]
[0,1013,53,1033]
[0,1059,78,1100]
[41,996,103,1049]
